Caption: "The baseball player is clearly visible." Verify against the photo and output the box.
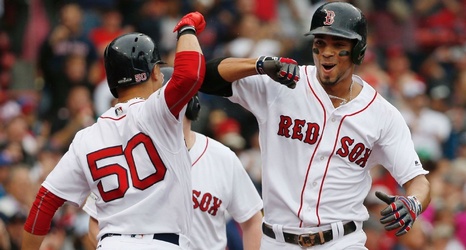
[22,12,206,250]
[199,2,431,249]
[84,67,264,250]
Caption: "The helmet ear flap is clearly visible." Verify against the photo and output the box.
[352,41,366,65]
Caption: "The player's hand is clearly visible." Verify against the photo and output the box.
[173,11,206,35]
[255,56,299,89]
[375,191,422,236]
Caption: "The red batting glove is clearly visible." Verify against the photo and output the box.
[173,11,206,35]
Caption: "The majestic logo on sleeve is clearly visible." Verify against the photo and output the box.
[277,115,372,167]
[192,190,222,216]
[324,10,335,25]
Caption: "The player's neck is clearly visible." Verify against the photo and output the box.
[117,84,153,102]
[326,81,354,107]
[185,130,196,150]
[119,97,146,103]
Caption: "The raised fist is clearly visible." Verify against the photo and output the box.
[376,191,422,236]
[173,11,206,35]
[256,56,299,89]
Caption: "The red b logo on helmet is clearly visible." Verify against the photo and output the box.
[323,10,335,25]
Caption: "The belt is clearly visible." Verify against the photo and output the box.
[262,221,356,247]
[100,233,179,245]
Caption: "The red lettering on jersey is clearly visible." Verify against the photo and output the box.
[355,148,372,168]
[349,143,365,162]
[336,136,372,168]
[87,132,167,202]
[192,190,201,209]
[277,115,292,138]
[126,133,166,190]
[192,190,222,216]
[208,197,222,216]
[291,119,306,140]
[88,146,129,202]
[277,116,320,145]
[303,123,319,144]
[200,193,212,212]
[336,136,354,157]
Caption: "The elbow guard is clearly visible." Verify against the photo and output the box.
[199,57,233,97]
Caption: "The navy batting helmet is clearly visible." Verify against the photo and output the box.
[305,2,367,65]
[104,33,165,98]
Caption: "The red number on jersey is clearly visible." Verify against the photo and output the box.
[87,133,167,202]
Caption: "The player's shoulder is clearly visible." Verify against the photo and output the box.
[357,77,395,108]
[65,125,95,153]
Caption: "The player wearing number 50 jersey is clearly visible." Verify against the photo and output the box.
[200,2,431,249]
[22,12,206,250]
[84,67,264,250]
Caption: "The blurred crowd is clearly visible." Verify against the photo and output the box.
[0,0,465,249]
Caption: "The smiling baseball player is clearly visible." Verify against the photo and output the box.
[199,2,431,249]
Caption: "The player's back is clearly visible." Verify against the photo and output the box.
[43,92,192,239]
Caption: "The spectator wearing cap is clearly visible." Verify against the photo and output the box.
[399,79,452,161]
[212,117,246,154]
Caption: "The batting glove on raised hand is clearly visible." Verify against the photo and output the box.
[255,56,299,89]
[173,11,206,36]
[375,191,422,236]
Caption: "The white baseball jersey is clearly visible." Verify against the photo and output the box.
[229,65,428,229]
[43,86,192,241]
[187,132,263,250]
[84,132,263,250]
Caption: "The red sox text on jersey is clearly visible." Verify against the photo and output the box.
[193,190,222,216]
[277,115,372,168]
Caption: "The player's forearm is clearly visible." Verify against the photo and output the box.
[218,58,258,82]
[240,211,263,250]
[176,33,203,54]
[165,13,206,116]
[403,174,431,213]
[21,231,45,250]
[88,216,99,248]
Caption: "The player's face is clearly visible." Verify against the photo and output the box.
[312,35,354,87]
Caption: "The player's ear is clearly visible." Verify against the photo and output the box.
[151,65,162,83]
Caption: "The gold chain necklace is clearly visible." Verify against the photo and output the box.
[328,81,354,106]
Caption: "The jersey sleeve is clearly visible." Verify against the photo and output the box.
[228,74,286,125]
[226,154,263,223]
[367,106,428,186]
[42,133,90,206]
[82,194,98,219]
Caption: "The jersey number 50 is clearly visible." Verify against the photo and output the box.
[87,133,167,202]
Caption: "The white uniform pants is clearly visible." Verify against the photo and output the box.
[97,234,186,250]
